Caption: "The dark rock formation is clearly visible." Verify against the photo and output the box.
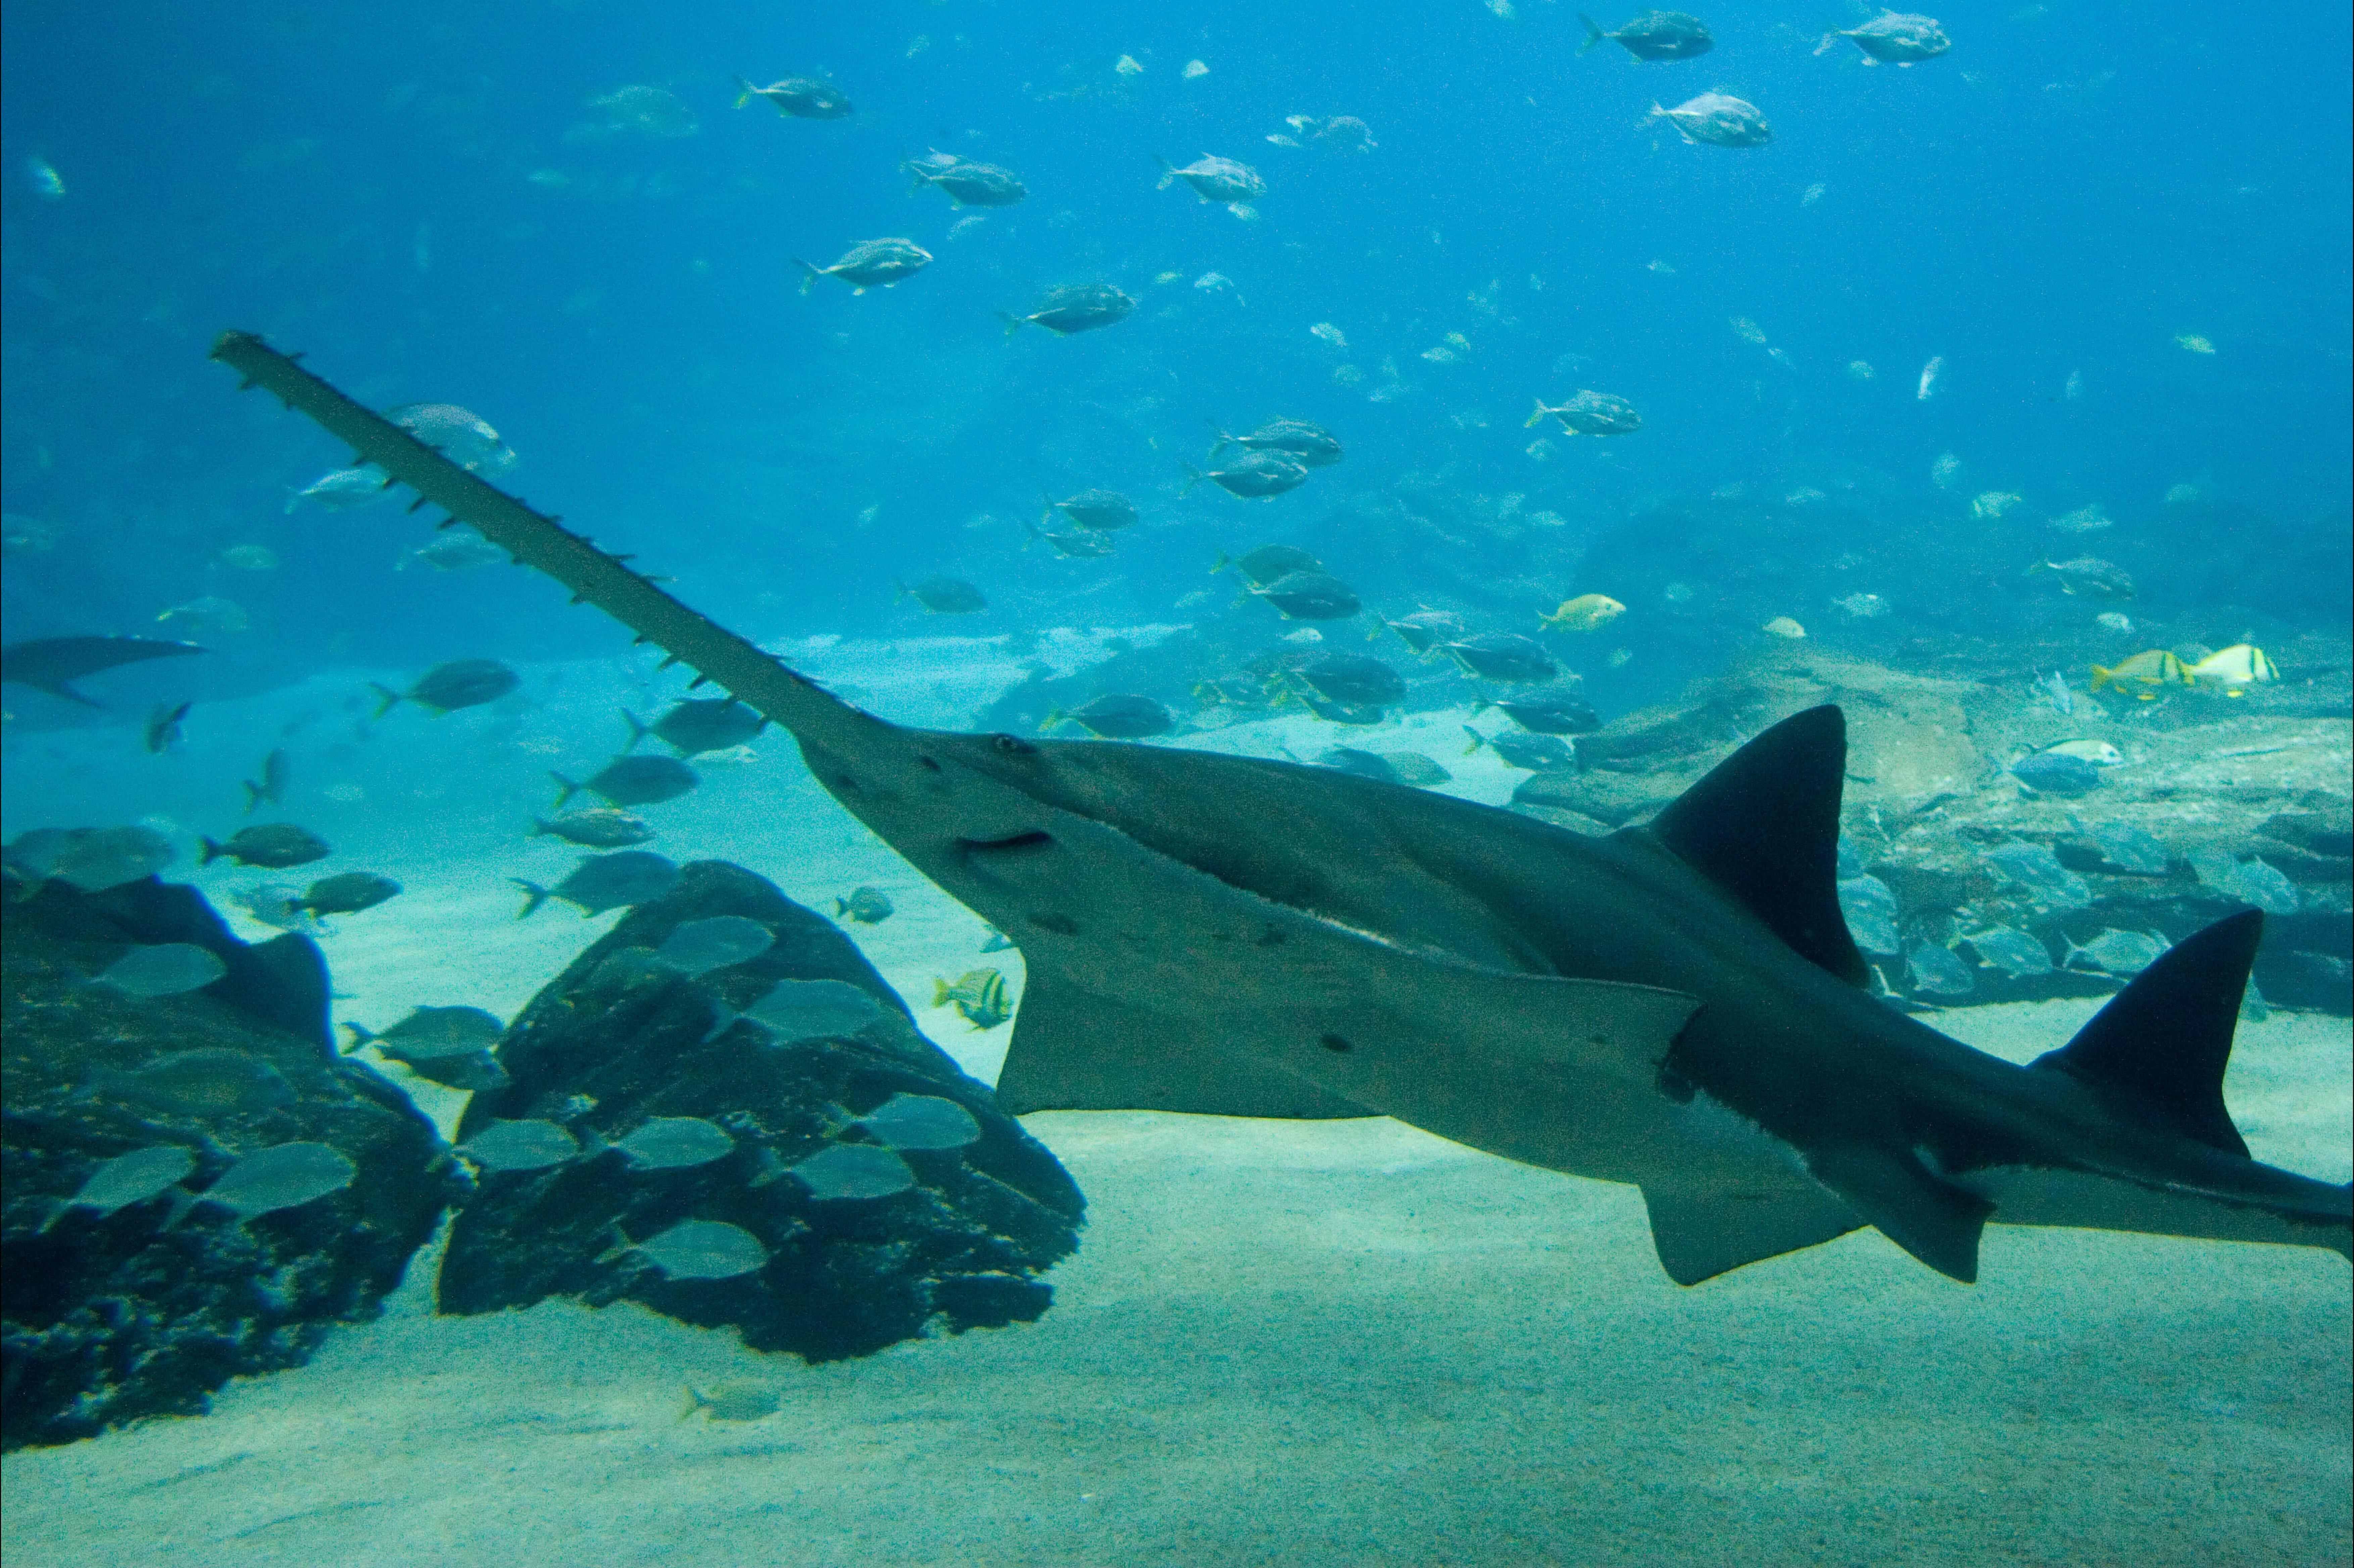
[1507,646,2353,1011]
[438,862,1084,1361]
[2,875,452,1452]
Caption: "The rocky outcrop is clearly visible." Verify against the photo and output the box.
[437,863,1085,1362]
[1,876,452,1452]
[1510,645,2353,1011]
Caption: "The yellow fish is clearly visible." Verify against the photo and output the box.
[2089,649,2188,697]
[931,967,1011,1030]
[2186,643,2277,695]
[1539,593,1625,632]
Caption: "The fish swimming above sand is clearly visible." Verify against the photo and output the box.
[1649,93,1771,148]
[1526,391,1642,436]
[1213,544,1322,586]
[213,331,2354,1287]
[1818,12,1951,64]
[1580,10,1713,59]
[624,697,765,757]
[371,658,520,718]
[733,75,852,119]
[903,151,1027,206]
[1044,488,1139,532]
[550,754,699,809]
[200,823,330,869]
[1155,153,1267,210]
[835,885,894,924]
[512,850,680,918]
[793,239,932,296]
[896,575,988,614]
[1043,693,1176,740]
[2,635,206,707]
[1209,419,1343,468]
[1000,283,1133,337]
[1182,451,1310,500]
[531,807,655,847]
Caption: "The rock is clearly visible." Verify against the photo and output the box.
[1509,646,2353,1013]
[437,862,1084,1362]
[1513,767,1694,828]
[2,877,450,1452]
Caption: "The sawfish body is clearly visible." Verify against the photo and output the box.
[210,332,2352,1286]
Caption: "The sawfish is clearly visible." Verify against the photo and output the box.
[208,332,2351,1285]
[1,635,206,706]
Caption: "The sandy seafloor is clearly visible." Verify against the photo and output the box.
[3,634,2349,1567]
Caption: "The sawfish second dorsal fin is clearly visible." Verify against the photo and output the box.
[1641,705,1869,988]
[2030,909,2259,1158]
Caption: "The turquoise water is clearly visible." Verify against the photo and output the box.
[4,4,2349,1563]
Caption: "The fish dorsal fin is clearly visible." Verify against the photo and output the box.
[2031,910,2259,1158]
[1641,705,1868,988]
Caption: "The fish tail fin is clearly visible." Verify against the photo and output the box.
[339,1021,378,1052]
[834,897,851,916]
[997,310,1027,337]
[2025,556,2052,576]
[1205,418,1233,456]
[1470,696,1493,716]
[239,780,263,815]
[1154,155,1176,190]
[1208,551,1233,575]
[731,76,758,109]
[527,818,553,838]
[1462,725,1488,756]
[2088,663,2116,693]
[548,772,583,811]
[791,259,823,295]
[200,836,226,866]
[1039,708,1068,733]
[621,709,652,751]
[1179,461,1205,497]
[510,879,551,920]
[1577,13,1606,53]
[1813,32,1845,57]
[930,977,955,1007]
[367,682,403,720]
[1525,397,1553,428]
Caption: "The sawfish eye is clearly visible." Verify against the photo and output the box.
[991,734,1037,755]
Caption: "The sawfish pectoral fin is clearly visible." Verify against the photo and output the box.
[996,975,1378,1119]
[1640,1185,1864,1286]
[1804,1143,1993,1283]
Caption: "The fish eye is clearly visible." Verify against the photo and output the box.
[991,734,1037,756]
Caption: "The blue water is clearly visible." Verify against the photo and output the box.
[3,1,2346,697]
[4,8,2352,1560]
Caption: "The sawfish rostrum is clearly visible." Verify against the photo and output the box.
[209,333,2353,1287]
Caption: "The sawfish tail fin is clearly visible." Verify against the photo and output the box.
[2029,908,2262,1158]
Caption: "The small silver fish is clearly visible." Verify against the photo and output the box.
[789,1143,916,1201]
[614,1116,737,1170]
[93,943,226,997]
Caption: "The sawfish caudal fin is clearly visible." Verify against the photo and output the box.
[2030,909,2261,1158]
[1641,705,1869,987]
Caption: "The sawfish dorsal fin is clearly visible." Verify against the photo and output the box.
[1642,705,1869,988]
[2031,909,2259,1158]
